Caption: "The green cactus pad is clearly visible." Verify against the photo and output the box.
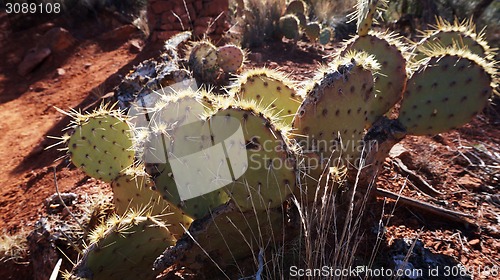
[304,22,321,42]
[216,44,245,73]
[342,32,408,125]
[143,91,230,220]
[399,50,495,136]
[285,0,306,16]
[71,214,176,280]
[414,17,494,62]
[188,40,219,82]
[203,105,296,211]
[67,109,134,182]
[111,167,193,238]
[279,14,300,40]
[293,52,378,198]
[319,27,333,45]
[353,0,386,36]
[231,68,301,125]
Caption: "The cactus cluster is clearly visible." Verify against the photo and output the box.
[188,40,246,84]
[56,1,498,278]
[279,0,334,45]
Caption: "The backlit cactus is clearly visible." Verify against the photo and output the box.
[304,22,321,42]
[342,31,408,125]
[216,44,245,73]
[70,212,176,280]
[398,47,496,136]
[279,14,300,40]
[66,107,134,182]
[230,68,302,125]
[319,27,333,45]
[188,40,219,82]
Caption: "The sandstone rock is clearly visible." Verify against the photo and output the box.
[17,48,51,76]
[129,39,143,53]
[457,174,482,190]
[39,27,74,52]
[100,24,139,41]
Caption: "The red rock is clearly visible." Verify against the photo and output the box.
[17,48,51,76]
[457,174,482,190]
[39,27,75,52]
[201,0,228,17]
[156,31,180,41]
[150,0,173,14]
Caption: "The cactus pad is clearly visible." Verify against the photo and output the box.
[188,40,219,82]
[142,90,230,219]
[304,22,321,42]
[285,0,306,16]
[231,68,301,125]
[319,27,333,45]
[111,167,193,238]
[353,0,387,36]
[154,204,288,273]
[342,32,408,124]
[71,213,176,280]
[67,109,134,182]
[293,52,378,197]
[399,49,495,136]
[414,17,494,61]
[203,105,296,211]
[216,44,245,73]
[279,14,300,40]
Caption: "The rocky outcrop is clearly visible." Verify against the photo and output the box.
[148,0,229,41]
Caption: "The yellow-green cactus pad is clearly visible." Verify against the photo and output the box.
[67,109,134,182]
[414,17,495,62]
[71,214,176,280]
[293,52,378,197]
[342,32,408,125]
[111,167,193,238]
[399,49,495,136]
[353,0,387,36]
[231,68,301,125]
[203,105,296,211]
[188,40,219,81]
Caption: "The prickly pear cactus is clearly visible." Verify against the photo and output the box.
[414,17,494,61]
[110,167,193,238]
[319,27,333,45]
[188,40,219,82]
[399,47,496,136]
[353,0,387,36]
[203,104,296,211]
[293,52,378,200]
[70,213,176,280]
[65,107,134,182]
[304,22,321,42]
[279,14,300,40]
[285,0,306,16]
[230,68,302,125]
[154,203,290,274]
[139,90,231,220]
[216,44,245,73]
[342,31,408,124]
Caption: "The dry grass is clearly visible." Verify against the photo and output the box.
[0,230,28,263]
[308,0,357,23]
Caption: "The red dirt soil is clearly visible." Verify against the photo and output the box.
[0,12,499,280]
